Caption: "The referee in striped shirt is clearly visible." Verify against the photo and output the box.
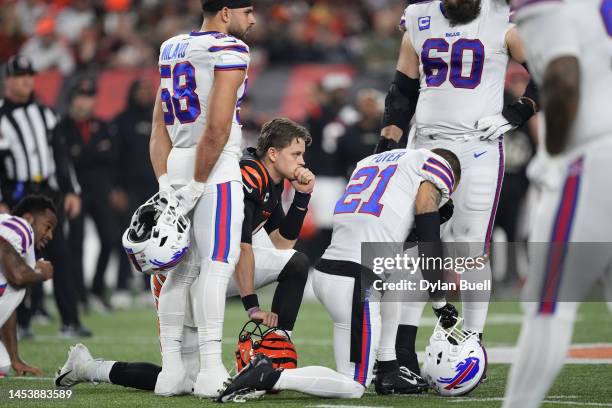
[0,55,91,337]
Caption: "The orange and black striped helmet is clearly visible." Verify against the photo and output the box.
[235,320,298,372]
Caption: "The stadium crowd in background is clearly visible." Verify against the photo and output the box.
[0,0,403,74]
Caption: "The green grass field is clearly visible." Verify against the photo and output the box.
[1,298,611,407]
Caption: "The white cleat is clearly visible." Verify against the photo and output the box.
[193,366,231,398]
[54,344,93,388]
[154,369,194,396]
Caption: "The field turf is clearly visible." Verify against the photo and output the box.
[1,298,611,407]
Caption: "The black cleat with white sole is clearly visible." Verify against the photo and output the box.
[216,354,281,403]
[375,366,429,395]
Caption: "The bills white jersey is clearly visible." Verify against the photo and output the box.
[322,149,455,264]
[401,0,512,137]
[0,214,35,287]
[514,0,612,150]
[159,30,250,184]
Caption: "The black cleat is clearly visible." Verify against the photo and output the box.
[216,354,281,403]
[375,366,429,395]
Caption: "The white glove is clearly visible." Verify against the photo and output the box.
[476,114,516,141]
[174,180,206,215]
[158,174,175,196]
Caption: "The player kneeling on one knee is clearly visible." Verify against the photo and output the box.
[217,146,462,402]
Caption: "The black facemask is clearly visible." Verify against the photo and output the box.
[443,0,482,26]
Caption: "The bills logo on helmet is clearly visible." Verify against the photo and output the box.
[438,356,481,391]
[151,247,189,270]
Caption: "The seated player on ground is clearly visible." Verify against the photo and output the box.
[0,195,56,377]
[217,147,461,402]
[55,118,315,393]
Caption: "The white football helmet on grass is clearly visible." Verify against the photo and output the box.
[122,193,190,274]
[421,317,487,397]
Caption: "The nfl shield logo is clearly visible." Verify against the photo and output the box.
[418,16,431,31]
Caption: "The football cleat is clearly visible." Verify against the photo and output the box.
[193,365,231,398]
[217,354,280,403]
[375,366,429,395]
[54,344,93,388]
[154,368,194,396]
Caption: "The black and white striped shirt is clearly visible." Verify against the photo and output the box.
[0,97,80,202]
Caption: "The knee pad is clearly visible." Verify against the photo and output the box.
[277,252,309,285]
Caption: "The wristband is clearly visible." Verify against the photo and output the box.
[292,191,311,210]
[241,293,260,311]
[247,306,261,319]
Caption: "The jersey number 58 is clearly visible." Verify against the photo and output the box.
[160,62,201,125]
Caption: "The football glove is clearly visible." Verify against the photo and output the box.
[174,180,205,215]
[432,302,458,329]
[477,98,535,141]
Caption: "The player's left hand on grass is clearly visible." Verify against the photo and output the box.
[12,359,42,376]
[249,309,279,328]
[291,167,315,195]
[433,302,458,329]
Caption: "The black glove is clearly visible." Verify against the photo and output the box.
[502,97,536,127]
[433,303,458,329]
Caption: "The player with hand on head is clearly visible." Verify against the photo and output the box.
[55,118,314,394]
[217,147,461,402]
[377,0,539,376]
[147,0,255,397]
[503,1,612,407]
[0,195,56,377]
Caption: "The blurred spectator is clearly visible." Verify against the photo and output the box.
[20,16,75,74]
[111,78,157,306]
[0,3,28,62]
[336,88,384,178]
[300,72,356,262]
[55,0,95,43]
[494,65,537,285]
[0,55,87,338]
[58,78,119,313]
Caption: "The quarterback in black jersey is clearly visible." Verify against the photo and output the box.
[234,118,315,329]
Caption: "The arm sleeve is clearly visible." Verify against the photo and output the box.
[513,0,579,85]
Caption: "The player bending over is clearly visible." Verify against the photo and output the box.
[216,147,461,401]
[0,196,55,377]
[55,118,315,393]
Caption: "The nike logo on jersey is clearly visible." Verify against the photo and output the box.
[243,183,254,194]
[224,39,238,43]
[446,32,460,38]
[474,151,487,158]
